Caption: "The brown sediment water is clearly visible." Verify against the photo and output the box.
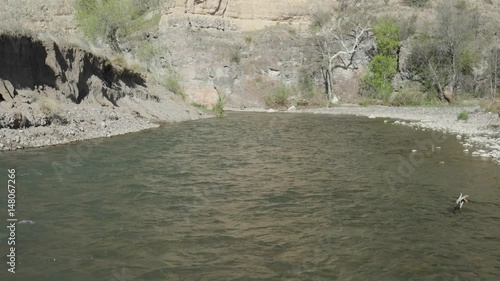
[0,112,499,280]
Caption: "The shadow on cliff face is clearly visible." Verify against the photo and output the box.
[0,34,57,89]
[0,33,146,106]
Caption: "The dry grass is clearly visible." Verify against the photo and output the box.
[38,97,58,116]
[110,53,144,74]
[481,99,500,115]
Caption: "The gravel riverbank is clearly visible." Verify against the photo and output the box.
[0,91,209,151]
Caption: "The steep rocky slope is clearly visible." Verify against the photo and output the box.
[0,34,206,150]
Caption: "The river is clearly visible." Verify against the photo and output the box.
[1,112,499,280]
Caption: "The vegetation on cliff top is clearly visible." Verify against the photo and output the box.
[75,0,159,52]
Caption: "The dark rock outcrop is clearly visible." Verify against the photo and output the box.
[0,34,145,106]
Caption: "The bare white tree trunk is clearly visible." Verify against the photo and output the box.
[316,14,371,105]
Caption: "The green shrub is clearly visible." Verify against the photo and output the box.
[245,36,253,44]
[457,112,469,121]
[213,91,227,118]
[75,0,133,51]
[361,18,400,99]
[162,69,185,99]
[229,47,241,64]
[265,84,293,108]
[373,18,401,57]
[191,103,206,109]
[361,55,398,98]
[75,0,160,52]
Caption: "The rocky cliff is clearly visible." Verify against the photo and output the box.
[161,0,310,31]
[0,34,205,150]
[0,34,145,107]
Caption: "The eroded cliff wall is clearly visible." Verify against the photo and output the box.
[161,0,310,31]
[0,34,144,106]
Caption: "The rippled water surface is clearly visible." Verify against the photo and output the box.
[1,112,500,281]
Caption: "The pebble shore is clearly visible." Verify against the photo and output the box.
[299,106,500,165]
[0,100,208,151]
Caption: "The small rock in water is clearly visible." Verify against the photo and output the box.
[0,143,4,149]
[368,115,376,119]
[267,108,276,113]
[287,105,296,112]
[456,135,462,140]
[439,161,445,164]
[463,149,469,153]
[435,147,441,150]
[412,149,418,153]
[384,120,388,123]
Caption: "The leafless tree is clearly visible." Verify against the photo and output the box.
[314,11,372,103]
[487,46,500,99]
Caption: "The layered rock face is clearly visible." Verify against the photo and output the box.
[165,0,308,20]
[161,0,310,31]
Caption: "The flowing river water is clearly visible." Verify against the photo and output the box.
[0,112,499,281]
